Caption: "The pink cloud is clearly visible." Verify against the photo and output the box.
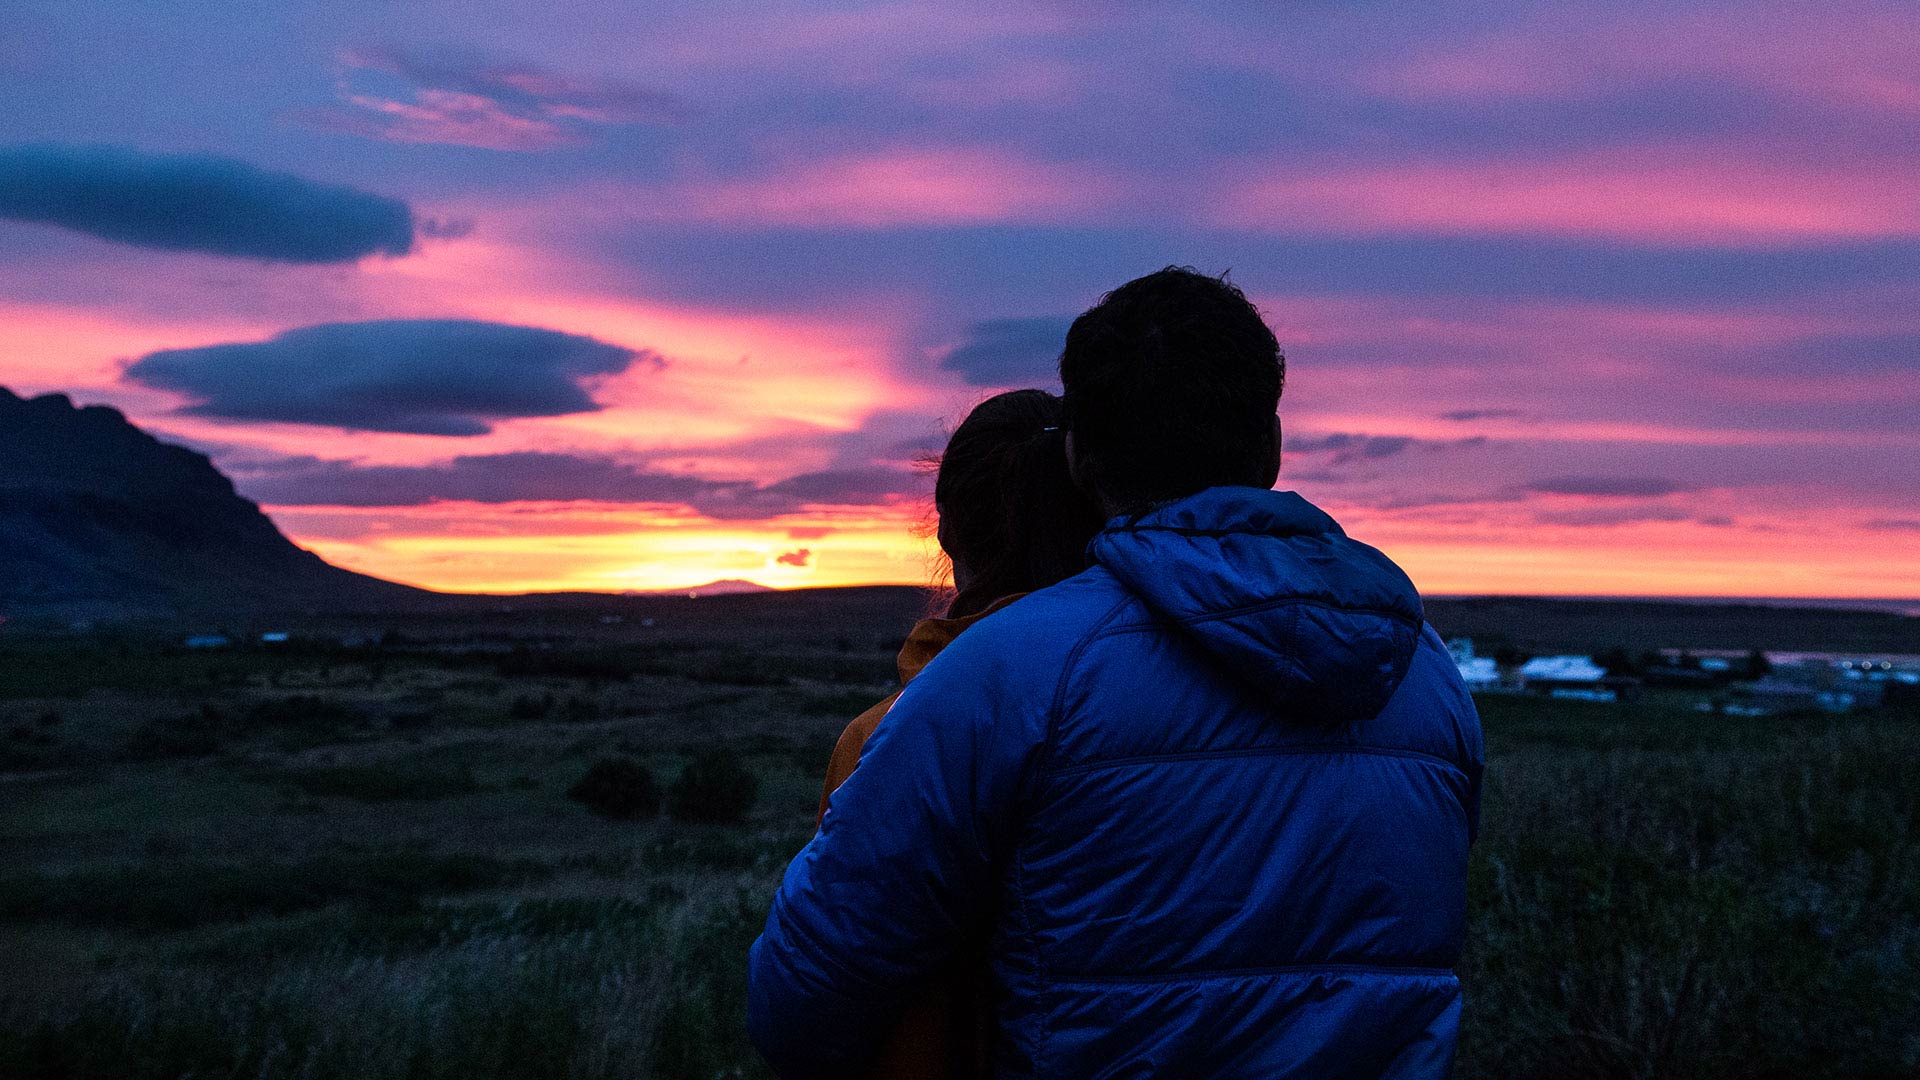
[1365,3,1920,111]
[306,47,688,151]
[312,89,589,151]
[653,3,1083,71]
[647,147,1130,228]
[1219,147,1917,245]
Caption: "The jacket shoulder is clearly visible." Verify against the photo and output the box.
[1359,624,1484,770]
[901,568,1136,718]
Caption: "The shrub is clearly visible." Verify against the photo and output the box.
[271,763,486,802]
[123,704,234,760]
[508,694,552,720]
[496,648,630,681]
[247,695,365,731]
[565,757,660,821]
[559,695,601,723]
[666,750,758,824]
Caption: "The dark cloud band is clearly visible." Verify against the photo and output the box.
[237,451,727,507]
[937,316,1074,387]
[234,452,927,517]
[1526,476,1697,497]
[0,144,414,263]
[125,319,645,436]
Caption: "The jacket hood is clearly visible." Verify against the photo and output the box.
[1088,486,1424,725]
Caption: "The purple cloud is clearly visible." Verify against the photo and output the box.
[1526,476,1698,497]
[0,144,412,262]
[236,451,733,507]
[1289,433,1487,467]
[1439,408,1527,422]
[308,47,690,151]
[937,316,1073,387]
[1533,505,1696,527]
[1289,433,1418,463]
[125,320,650,436]
[233,453,927,518]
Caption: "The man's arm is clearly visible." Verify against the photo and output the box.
[747,631,1043,1078]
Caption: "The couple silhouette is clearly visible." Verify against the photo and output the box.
[750,267,1483,1080]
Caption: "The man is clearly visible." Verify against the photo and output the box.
[749,267,1483,1078]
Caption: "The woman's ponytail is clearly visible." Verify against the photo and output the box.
[936,390,1104,619]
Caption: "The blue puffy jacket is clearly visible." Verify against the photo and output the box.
[749,487,1483,1079]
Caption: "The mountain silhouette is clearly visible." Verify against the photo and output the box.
[0,387,434,617]
[626,579,776,598]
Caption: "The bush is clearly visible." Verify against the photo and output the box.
[559,695,601,723]
[270,763,487,802]
[666,750,758,824]
[565,757,660,821]
[496,648,630,681]
[247,695,364,730]
[509,694,552,720]
[123,704,235,760]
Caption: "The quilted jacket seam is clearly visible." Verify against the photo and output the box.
[1044,744,1468,780]
[1094,592,1423,636]
[1024,593,1132,1079]
[1099,523,1334,540]
[1040,594,1136,777]
[1049,962,1458,986]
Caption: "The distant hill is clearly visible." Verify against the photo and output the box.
[5,386,1914,653]
[625,579,776,598]
[0,387,435,618]
[1422,595,1920,654]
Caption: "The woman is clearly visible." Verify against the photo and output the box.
[816,388,1104,1079]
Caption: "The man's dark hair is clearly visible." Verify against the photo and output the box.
[1059,266,1283,513]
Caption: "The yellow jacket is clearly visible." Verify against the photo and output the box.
[815,594,1024,1079]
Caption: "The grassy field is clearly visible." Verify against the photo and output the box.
[1,593,1915,1078]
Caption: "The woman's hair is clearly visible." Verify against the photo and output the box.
[934,389,1105,619]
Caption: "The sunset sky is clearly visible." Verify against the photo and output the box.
[2,1,1916,598]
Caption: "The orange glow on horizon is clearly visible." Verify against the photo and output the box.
[265,495,1920,602]
[276,500,939,594]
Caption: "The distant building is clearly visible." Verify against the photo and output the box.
[1517,655,1608,682]
[1446,638,1501,690]
[1517,655,1622,702]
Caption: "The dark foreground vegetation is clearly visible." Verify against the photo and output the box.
[1,591,1915,1079]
